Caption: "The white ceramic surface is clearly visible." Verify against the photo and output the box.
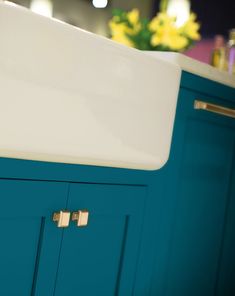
[0,2,181,170]
[146,52,235,88]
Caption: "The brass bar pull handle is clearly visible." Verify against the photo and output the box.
[194,100,235,119]
[72,210,89,227]
[53,211,71,228]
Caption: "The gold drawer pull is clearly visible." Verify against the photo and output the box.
[53,211,71,228]
[72,210,89,227]
[194,100,235,119]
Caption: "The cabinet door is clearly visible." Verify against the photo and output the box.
[160,89,235,296]
[217,162,235,296]
[54,183,147,296]
[0,179,69,296]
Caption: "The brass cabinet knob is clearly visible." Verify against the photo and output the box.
[53,211,71,228]
[72,210,89,227]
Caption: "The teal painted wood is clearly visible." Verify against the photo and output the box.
[181,72,235,104]
[217,156,235,296]
[54,183,147,296]
[0,179,69,296]
[0,156,153,185]
[150,87,235,296]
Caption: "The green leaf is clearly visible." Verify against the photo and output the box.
[112,8,124,17]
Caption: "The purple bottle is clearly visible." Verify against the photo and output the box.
[228,29,235,75]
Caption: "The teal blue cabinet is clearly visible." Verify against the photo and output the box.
[217,161,235,296]
[0,180,147,296]
[151,76,235,296]
[0,180,69,296]
[54,183,147,296]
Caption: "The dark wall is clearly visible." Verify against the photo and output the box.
[153,0,235,37]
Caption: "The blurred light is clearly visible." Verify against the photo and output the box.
[30,0,53,17]
[92,0,108,9]
[167,0,190,27]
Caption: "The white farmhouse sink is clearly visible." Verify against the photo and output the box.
[0,1,181,170]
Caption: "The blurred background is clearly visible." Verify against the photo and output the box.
[9,0,235,64]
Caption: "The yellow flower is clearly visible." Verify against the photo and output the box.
[127,8,139,26]
[149,13,176,32]
[109,21,134,47]
[109,21,126,35]
[149,16,159,32]
[109,9,199,51]
[149,12,188,50]
[111,34,134,47]
[167,34,188,50]
[180,13,201,40]
[151,34,161,46]
[151,25,188,50]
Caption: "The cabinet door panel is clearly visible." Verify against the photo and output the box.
[0,179,69,296]
[0,217,42,294]
[217,162,235,296]
[54,183,147,296]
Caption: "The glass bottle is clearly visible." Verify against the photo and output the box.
[211,35,227,71]
[227,29,235,75]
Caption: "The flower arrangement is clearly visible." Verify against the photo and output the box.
[109,6,200,52]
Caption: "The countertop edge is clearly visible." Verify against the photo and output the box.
[145,52,235,89]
